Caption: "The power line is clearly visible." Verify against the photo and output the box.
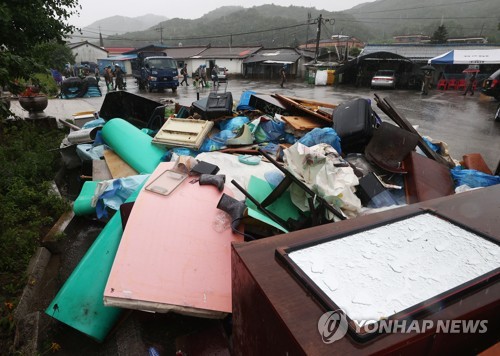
[348,0,490,14]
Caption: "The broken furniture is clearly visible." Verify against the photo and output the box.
[232,184,500,354]
[403,151,455,204]
[374,95,455,169]
[364,122,419,173]
[274,94,334,124]
[248,94,288,116]
[103,162,244,318]
[152,117,214,150]
[99,91,168,130]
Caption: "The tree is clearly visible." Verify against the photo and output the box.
[431,25,448,44]
[33,41,76,72]
[0,0,79,118]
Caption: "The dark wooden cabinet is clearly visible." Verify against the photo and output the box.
[232,185,500,355]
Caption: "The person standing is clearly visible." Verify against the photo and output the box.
[211,65,219,87]
[94,66,100,83]
[200,65,208,87]
[280,65,287,88]
[463,72,477,96]
[180,64,189,86]
[104,66,112,91]
[113,64,124,90]
[421,70,432,95]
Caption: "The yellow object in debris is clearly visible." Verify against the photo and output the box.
[327,70,335,85]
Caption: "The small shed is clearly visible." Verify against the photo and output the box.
[243,48,304,79]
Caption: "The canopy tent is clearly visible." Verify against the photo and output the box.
[428,49,500,65]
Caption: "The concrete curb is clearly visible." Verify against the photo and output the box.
[13,247,51,354]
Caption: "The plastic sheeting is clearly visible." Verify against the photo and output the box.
[283,142,362,218]
[92,175,150,218]
[315,70,328,85]
[101,118,166,174]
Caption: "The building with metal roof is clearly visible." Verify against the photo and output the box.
[361,44,500,63]
[243,48,305,79]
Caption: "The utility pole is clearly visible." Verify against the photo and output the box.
[99,26,104,47]
[306,12,311,49]
[314,14,322,63]
[156,25,164,45]
[311,15,334,63]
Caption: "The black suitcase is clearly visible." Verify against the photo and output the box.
[333,98,377,153]
[192,92,233,120]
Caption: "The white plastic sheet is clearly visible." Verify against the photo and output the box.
[283,143,361,218]
[315,70,328,86]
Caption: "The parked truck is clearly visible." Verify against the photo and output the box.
[131,52,179,92]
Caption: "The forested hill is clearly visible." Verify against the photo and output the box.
[89,1,499,47]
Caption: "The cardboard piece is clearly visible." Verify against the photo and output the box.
[103,149,139,179]
[281,115,322,131]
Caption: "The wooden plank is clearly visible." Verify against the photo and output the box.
[103,149,138,179]
[286,96,338,109]
[273,94,333,123]
[92,159,113,181]
[103,162,244,317]
[281,115,323,131]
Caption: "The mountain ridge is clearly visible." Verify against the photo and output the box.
[72,1,499,46]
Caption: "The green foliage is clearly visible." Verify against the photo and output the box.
[0,122,69,351]
[0,0,79,96]
[32,41,76,72]
[0,122,69,352]
[431,25,449,44]
[0,122,68,277]
[104,6,372,47]
[33,73,59,97]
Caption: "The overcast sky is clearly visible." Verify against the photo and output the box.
[69,0,373,27]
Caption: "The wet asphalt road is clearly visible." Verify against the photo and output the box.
[11,76,500,169]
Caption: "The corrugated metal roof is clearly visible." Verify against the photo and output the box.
[243,48,301,64]
[194,46,262,59]
[361,44,500,62]
[164,46,208,59]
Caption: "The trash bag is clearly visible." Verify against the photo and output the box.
[450,167,500,188]
[251,117,286,143]
[298,127,342,154]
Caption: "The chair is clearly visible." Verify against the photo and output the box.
[447,79,458,90]
[456,79,466,91]
[437,79,447,90]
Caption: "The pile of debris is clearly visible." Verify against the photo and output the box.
[38,88,500,352]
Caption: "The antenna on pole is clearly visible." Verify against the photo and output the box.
[156,25,164,45]
[99,26,104,47]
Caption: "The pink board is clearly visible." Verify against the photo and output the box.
[104,162,243,317]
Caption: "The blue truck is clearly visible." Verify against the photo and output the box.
[131,52,179,92]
